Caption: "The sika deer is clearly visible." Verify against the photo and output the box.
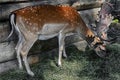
[9,5,107,76]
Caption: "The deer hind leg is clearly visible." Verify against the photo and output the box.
[20,36,37,76]
[15,34,24,69]
[63,41,67,58]
[58,31,66,66]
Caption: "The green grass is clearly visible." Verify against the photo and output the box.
[0,44,120,80]
[112,19,119,23]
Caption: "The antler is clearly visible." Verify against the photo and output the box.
[96,14,116,43]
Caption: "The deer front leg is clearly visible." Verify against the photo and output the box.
[21,37,37,76]
[58,32,65,66]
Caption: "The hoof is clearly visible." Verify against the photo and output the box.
[58,64,62,67]
[96,52,107,58]
[63,54,67,58]
[57,62,62,67]
[63,53,67,58]
[28,71,35,77]
[19,66,23,70]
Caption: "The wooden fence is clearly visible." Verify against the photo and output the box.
[0,0,104,73]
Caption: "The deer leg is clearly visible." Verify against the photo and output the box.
[58,32,65,66]
[15,35,24,69]
[16,41,23,69]
[21,37,37,76]
[63,41,67,58]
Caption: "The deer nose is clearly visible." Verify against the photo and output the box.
[95,44,107,58]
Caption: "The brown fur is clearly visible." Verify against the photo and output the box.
[14,5,92,36]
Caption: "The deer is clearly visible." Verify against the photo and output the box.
[8,5,107,76]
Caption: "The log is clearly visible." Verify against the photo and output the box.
[0,0,76,4]
[0,22,12,43]
[72,1,103,10]
[0,1,103,21]
[0,22,17,43]
[0,0,31,3]
[0,41,16,63]
[0,60,17,73]
[0,0,50,21]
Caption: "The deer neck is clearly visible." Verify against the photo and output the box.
[84,28,102,48]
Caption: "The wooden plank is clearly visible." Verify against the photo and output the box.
[0,22,12,42]
[0,0,30,3]
[0,1,103,21]
[0,54,40,73]
[0,0,74,4]
[0,41,16,63]
[0,0,78,21]
[0,1,50,21]
[72,1,103,10]
[0,60,17,73]
[0,22,17,43]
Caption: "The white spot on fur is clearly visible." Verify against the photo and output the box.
[29,23,32,26]
[26,21,28,24]
[22,11,25,13]
[25,18,27,21]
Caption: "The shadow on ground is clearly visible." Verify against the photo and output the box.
[0,43,120,80]
[76,44,120,80]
